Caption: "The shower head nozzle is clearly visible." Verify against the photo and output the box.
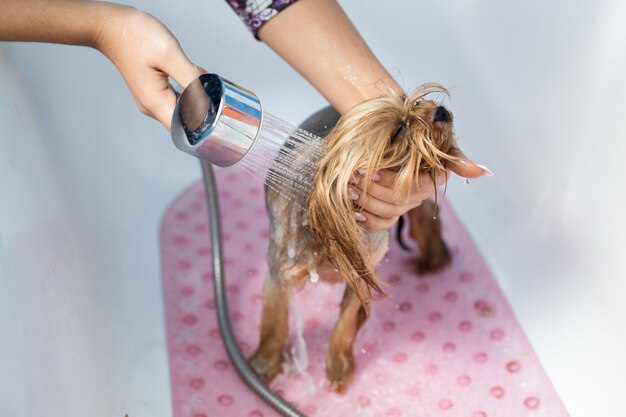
[171,73,263,167]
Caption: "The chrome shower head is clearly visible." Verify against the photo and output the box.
[171,73,263,167]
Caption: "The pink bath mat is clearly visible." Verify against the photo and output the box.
[160,168,568,417]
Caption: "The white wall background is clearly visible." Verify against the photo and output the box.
[1,1,625,417]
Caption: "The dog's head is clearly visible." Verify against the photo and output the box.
[320,84,456,199]
[308,84,457,308]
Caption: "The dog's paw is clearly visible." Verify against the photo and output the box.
[249,347,284,383]
[325,350,355,392]
[416,240,452,274]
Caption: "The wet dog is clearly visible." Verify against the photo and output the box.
[250,85,457,391]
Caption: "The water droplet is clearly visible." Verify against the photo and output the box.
[308,268,320,283]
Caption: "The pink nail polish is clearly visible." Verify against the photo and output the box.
[348,188,360,200]
[372,172,382,181]
[355,212,367,222]
[476,164,494,177]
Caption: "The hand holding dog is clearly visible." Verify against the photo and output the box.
[350,148,492,230]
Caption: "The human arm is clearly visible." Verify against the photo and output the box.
[257,0,400,114]
[256,0,491,229]
[0,0,199,129]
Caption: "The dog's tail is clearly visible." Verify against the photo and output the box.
[396,215,412,251]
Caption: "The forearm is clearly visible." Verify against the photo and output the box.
[258,0,402,114]
[0,0,126,48]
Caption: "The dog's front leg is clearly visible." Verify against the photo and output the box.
[326,286,368,392]
[249,275,290,383]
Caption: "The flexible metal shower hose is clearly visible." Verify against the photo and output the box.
[200,160,306,417]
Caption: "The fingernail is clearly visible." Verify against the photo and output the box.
[355,212,367,222]
[348,188,360,200]
[476,164,494,177]
[372,172,382,181]
[358,168,367,176]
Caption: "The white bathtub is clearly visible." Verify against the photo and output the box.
[1,1,624,416]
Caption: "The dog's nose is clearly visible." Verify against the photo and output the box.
[433,106,451,123]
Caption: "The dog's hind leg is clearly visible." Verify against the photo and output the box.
[326,286,368,392]
[407,199,451,273]
[249,275,290,383]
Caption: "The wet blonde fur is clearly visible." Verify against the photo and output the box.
[308,84,457,308]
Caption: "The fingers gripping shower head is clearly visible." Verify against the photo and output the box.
[171,73,263,167]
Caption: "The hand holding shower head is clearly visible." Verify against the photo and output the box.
[171,73,263,167]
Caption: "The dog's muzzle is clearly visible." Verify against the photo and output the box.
[433,106,451,123]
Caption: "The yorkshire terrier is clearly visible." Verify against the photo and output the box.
[250,84,457,391]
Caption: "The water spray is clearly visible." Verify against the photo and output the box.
[172,73,324,202]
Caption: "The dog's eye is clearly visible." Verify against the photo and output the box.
[412,100,421,108]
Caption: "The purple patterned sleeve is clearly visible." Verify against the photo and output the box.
[226,0,300,39]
